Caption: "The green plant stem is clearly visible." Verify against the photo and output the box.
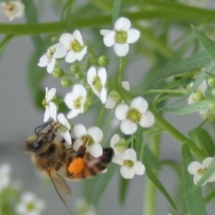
[117,57,127,84]
[143,134,160,215]
[154,112,205,160]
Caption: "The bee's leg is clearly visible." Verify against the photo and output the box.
[76,145,87,158]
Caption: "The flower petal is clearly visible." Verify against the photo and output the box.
[120,166,134,179]
[188,161,202,175]
[44,108,50,122]
[202,157,213,168]
[59,33,74,49]
[110,134,120,148]
[73,30,83,46]
[121,81,130,91]
[127,29,140,43]
[38,55,49,67]
[73,124,87,138]
[49,102,57,121]
[114,43,129,57]
[62,131,71,145]
[65,51,79,63]
[47,88,56,101]
[133,161,145,175]
[87,127,103,143]
[73,139,84,151]
[114,17,131,31]
[87,67,97,85]
[120,119,137,135]
[103,31,116,47]
[47,58,56,73]
[100,29,112,36]
[77,46,87,61]
[105,94,116,109]
[88,143,103,158]
[67,109,80,119]
[131,97,148,113]
[139,111,155,128]
[100,87,107,104]
[98,67,107,86]
[122,148,136,161]
[52,43,67,58]
[57,113,70,129]
[112,154,123,165]
[115,104,129,120]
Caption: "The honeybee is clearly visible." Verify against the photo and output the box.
[25,121,113,214]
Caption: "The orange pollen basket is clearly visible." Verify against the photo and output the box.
[67,158,85,174]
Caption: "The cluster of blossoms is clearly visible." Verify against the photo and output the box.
[38,17,155,179]
[0,163,45,215]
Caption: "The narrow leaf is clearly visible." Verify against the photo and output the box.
[142,155,176,210]
[189,127,215,157]
[192,25,215,62]
[204,191,215,204]
[0,35,13,60]
[164,100,212,115]
[119,177,130,205]
[182,144,207,215]
[112,0,121,24]
[154,51,210,82]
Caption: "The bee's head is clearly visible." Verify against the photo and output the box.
[25,134,49,154]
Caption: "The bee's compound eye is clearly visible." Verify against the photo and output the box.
[31,139,43,151]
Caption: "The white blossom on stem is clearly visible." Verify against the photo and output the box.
[56,113,72,145]
[38,43,67,73]
[42,87,57,122]
[100,17,140,57]
[110,134,127,155]
[1,1,25,21]
[112,148,145,179]
[15,192,45,215]
[105,81,130,109]
[59,30,87,63]
[188,157,215,186]
[115,97,155,135]
[73,124,103,158]
[87,66,107,104]
[64,84,87,119]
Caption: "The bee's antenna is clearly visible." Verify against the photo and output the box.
[35,120,53,136]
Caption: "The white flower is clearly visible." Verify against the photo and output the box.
[0,163,11,191]
[56,113,72,145]
[112,148,145,179]
[105,81,130,109]
[42,87,57,122]
[38,43,67,73]
[75,198,98,215]
[188,157,215,186]
[15,192,45,215]
[59,30,87,63]
[188,80,207,104]
[100,17,140,57]
[87,66,107,104]
[73,124,103,158]
[64,84,87,119]
[1,1,25,21]
[110,134,127,155]
[115,97,155,135]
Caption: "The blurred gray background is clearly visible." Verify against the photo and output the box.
[0,1,214,215]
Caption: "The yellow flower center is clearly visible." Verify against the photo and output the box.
[198,168,206,175]
[4,3,15,11]
[42,98,48,108]
[92,76,102,92]
[73,97,83,109]
[82,135,94,146]
[124,160,134,168]
[46,46,56,63]
[26,202,36,212]
[127,108,142,123]
[70,40,82,52]
[115,31,128,44]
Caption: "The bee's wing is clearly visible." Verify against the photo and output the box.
[67,147,113,180]
[46,170,73,215]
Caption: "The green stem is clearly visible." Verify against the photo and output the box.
[154,112,205,160]
[143,134,160,215]
[139,89,186,95]
[117,57,127,84]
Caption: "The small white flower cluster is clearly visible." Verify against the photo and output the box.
[37,17,154,179]
[111,134,145,179]
[0,163,45,215]
[188,157,215,186]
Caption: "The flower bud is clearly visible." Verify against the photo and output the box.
[97,55,109,67]
[52,68,64,78]
[61,78,72,87]
[208,77,215,87]
[70,64,79,73]
[193,91,204,102]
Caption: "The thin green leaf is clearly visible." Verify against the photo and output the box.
[182,144,207,215]
[188,127,215,157]
[0,35,13,60]
[119,177,130,205]
[164,100,212,115]
[154,51,210,82]
[144,146,161,171]
[204,191,215,204]
[192,25,215,62]
[112,0,121,24]
[142,155,176,210]
[93,164,116,205]
[134,128,143,160]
